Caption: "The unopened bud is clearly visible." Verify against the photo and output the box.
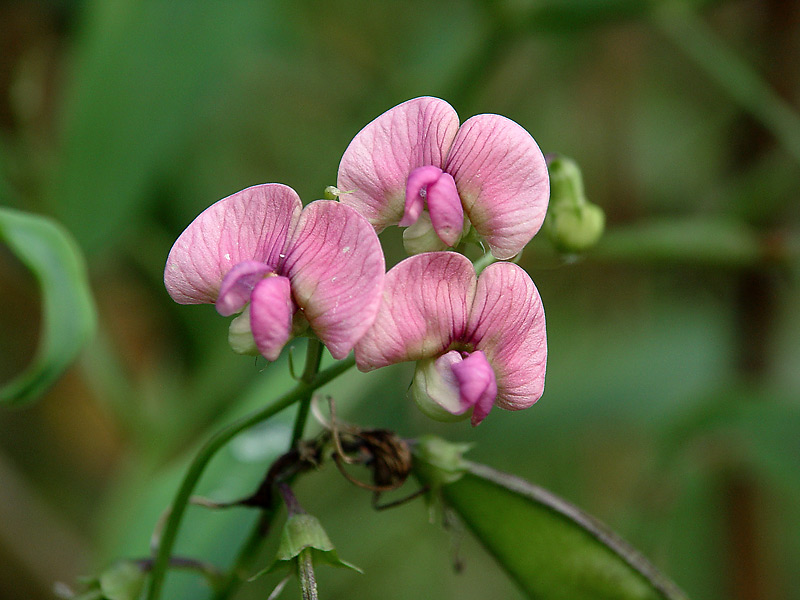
[323,186,341,200]
[544,155,605,253]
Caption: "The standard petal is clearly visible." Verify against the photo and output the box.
[337,97,460,231]
[215,260,273,316]
[465,262,546,411]
[355,252,476,371]
[451,350,498,425]
[284,201,385,360]
[249,275,294,362]
[445,114,549,259]
[165,184,302,304]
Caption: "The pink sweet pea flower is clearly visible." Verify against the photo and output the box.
[337,97,549,259]
[164,184,384,361]
[355,252,546,425]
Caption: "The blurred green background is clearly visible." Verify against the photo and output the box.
[1,0,799,599]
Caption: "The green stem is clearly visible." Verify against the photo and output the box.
[210,340,326,600]
[291,339,324,445]
[144,355,355,600]
[297,549,318,600]
[653,3,800,165]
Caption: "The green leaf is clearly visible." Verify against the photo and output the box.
[99,561,147,600]
[50,0,264,253]
[0,207,96,405]
[430,460,689,600]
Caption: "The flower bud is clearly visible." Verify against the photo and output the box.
[544,155,605,253]
[323,185,341,200]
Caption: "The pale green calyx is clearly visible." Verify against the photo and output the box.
[267,513,361,574]
[412,435,472,488]
[402,211,449,255]
[227,306,259,356]
[410,357,470,422]
[544,155,605,253]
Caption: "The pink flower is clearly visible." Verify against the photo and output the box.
[337,97,549,259]
[355,252,546,425]
[164,184,384,361]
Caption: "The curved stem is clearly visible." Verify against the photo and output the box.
[144,355,355,600]
[211,340,326,600]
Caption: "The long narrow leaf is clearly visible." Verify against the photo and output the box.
[0,208,96,405]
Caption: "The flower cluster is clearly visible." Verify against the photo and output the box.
[165,97,548,425]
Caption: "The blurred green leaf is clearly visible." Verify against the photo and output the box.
[591,218,766,268]
[50,0,264,253]
[499,0,722,33]
[432,461,688,600]
[0,207,96,405]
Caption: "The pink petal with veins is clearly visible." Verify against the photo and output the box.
[446,114,549,259]
[249,275,294,362]
[164,184,302,304]
[355,252,476,371]
[337,97,460,231]
[284,201,384,360]
[466,262,546,411]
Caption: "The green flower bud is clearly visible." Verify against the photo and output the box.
[544,155,605,253]
[323,186,341,200]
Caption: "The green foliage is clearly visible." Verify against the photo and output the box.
[0,208,96,405]
[1,0,799,599]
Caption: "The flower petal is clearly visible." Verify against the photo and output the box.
[426,171,463,247]
[451,350,497,425]
[355,252,476,371]
[216,260,273,316]
[284,201,384,360]
[337,97,460,231]
[249,275,294,362]
[466,262,546,411]
[445,114,549,259]
[400,165,443,226]
[165,184,302,304]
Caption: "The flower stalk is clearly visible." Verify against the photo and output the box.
[144,355,355,600]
